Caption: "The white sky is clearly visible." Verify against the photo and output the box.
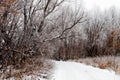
[69,0,120,11]
[84,0,120,10]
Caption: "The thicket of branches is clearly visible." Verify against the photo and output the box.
[55,7,120,60]
[0,0,120,68]
[0,0,86,68]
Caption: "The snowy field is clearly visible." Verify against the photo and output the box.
[74,56,120,74]
[1,60,120,80]
[50,61,120,80]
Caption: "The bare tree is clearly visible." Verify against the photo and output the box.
[0,0,88,67]
[52,4,87,60]
[84,13,106,57]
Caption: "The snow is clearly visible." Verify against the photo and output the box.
[1,61,120,80]
[4,75,47,80]
[51,61,120,80]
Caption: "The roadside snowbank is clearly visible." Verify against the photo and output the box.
[51,61,120,80]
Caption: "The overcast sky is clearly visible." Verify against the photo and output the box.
[84,0,120,10]
[69,0,120,11]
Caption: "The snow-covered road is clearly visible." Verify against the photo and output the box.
[51,61,120,80]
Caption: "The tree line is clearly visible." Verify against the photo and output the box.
[0,0,120,68]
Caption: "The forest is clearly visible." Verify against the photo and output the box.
[0,0,120,78]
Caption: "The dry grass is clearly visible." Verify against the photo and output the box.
[74,56,120,74]
[0,55,53,80]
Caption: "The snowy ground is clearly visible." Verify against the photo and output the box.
[1,60,120,80]
[50,61,120,80]
[74,56,120,74]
